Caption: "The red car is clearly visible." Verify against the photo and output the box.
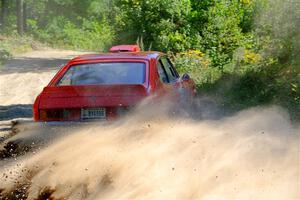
[33,45,196,121]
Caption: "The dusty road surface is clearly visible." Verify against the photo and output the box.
[0,50,299,200]
[0,49,92,119]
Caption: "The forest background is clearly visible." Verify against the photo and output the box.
[0,0,299,120]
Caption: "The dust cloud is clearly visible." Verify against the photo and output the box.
[0,105,299,200]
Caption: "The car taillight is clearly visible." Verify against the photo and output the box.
[106,107,130,120]
[39,109,81,121]
[33,94,41,121]
[40,110,47,121]
[39,109,63,121]
[116,107,130,116]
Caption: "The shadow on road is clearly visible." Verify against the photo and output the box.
[0,57,70,74]
[0,104,32,121]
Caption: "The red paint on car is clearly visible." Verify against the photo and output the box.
[33,45,196,121]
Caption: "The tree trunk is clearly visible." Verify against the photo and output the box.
[23,1,27,32]
[17,0,24,35]
[0,0,8,31]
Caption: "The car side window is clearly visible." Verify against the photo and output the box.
[161,57,177,82]
[58,67,74,85]
[166,58,179,78]
[157,60,169,83]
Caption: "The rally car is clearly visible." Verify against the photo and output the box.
[33,45,196,121]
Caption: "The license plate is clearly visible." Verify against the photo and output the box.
[81,108,106,119]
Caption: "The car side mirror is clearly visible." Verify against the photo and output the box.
[181,73,190,82]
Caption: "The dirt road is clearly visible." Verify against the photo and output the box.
[0,49,91,119]
[0,49,91,175]
[0,50,299,200]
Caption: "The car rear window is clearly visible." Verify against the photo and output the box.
[57,62,146,85]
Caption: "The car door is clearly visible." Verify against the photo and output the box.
[155,57,180,99]
[157,56,180,100]
[160,57,196,104]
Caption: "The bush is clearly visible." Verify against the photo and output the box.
[28,17,115,51]
[173,50,221,85]
[0,34,35,63]
[0,49,12,64]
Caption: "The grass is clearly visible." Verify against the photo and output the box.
[0,34,48,65]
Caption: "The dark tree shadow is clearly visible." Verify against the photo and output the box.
[0,104,32,121]
[0,57,71,74]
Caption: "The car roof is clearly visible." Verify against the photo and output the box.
[70,51,164,63]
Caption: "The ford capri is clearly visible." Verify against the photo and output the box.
[33,45,196,121]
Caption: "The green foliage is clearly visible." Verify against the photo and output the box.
[202,0,256,68]
[28,17,114,51]
[172,50,221,85]
[117,0,196,52]
[0,0,299,120]
[201,63,300,121]
[0,49,11,64]
[0,34,35,55]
